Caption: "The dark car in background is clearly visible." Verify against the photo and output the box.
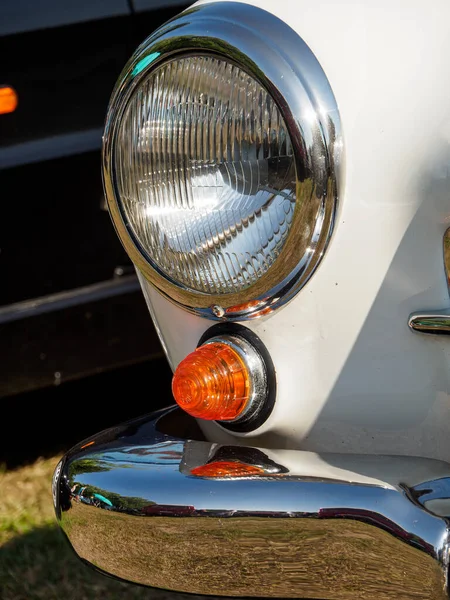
[0,0,188,401]
[1,1,187,468]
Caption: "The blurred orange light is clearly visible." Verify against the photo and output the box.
[172,342,250,421]
[81,441,95,449]
[191,460,265,478]
[0,86,18,114]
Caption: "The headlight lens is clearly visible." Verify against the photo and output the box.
[103,2,342,320]
[115,54,296,295]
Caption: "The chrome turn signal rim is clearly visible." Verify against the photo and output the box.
[103,1,344,320]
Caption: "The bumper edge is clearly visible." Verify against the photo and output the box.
[53,406,450,599]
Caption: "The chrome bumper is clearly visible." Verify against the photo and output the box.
[53,406,450,599]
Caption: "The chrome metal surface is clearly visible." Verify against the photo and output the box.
[409,312,450,334]
[54,406,450,599]
[408,229,450,335]
[103,1,343,321]
[0,128,103,170]
[203,334,267,423]
[0,274,140,324]
[446,228,450,293]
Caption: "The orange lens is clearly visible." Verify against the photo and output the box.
[191,460,265,478]
[0,86,18,114]
[172,342,250,421]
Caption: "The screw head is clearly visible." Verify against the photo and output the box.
[211,305,225,318]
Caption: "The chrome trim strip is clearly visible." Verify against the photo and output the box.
[102,1,344,321]
[0,128,103,170]
[445,227,450,294]
[408,229,450,335]
[408,312,450,335]
[54,407,450,599]
[0,274,140,324]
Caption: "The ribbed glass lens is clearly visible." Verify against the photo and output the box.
[115,54,296,294]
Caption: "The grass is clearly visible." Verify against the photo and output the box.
[0,456,199,600]
[0,458,56,545]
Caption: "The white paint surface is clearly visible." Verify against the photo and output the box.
[139,0,450,461]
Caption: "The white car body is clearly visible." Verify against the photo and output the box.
[139,0,450,462]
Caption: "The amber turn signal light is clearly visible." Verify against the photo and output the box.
[0,86,18,115]
[172,342,251,421]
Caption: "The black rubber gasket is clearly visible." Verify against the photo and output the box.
[198,323,276,433]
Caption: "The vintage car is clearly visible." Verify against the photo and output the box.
[53,1,450,598]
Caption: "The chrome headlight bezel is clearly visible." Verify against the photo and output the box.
[103,1,343,321]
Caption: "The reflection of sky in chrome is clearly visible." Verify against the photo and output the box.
[72,443,446,551]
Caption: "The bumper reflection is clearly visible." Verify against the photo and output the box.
[53,406,450,599]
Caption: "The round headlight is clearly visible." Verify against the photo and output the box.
[103,2,343,320]
[116,54,296,296]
